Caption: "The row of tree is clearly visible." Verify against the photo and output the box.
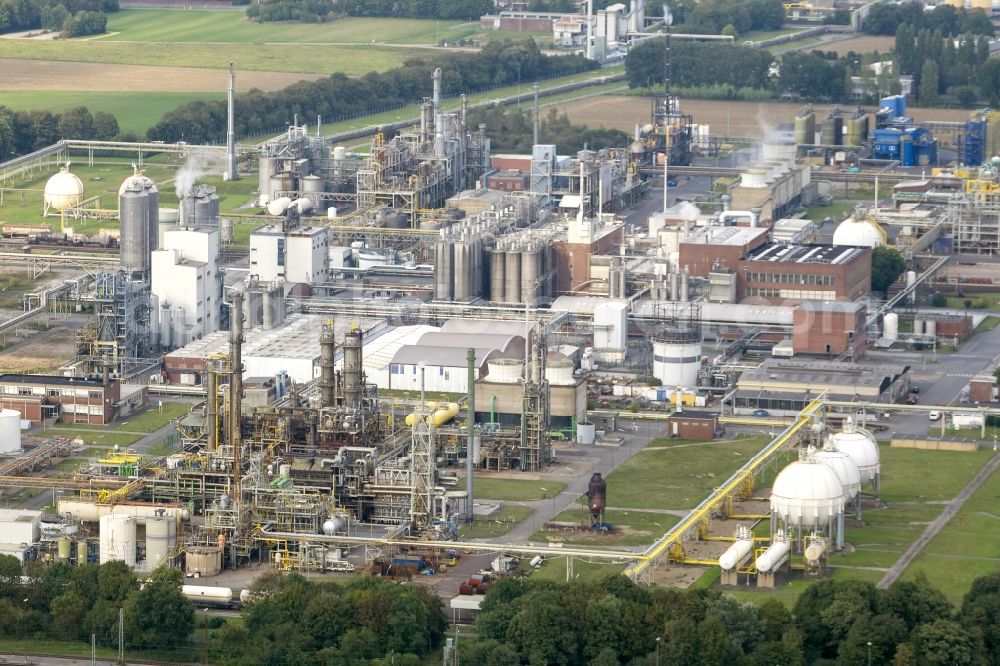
[895,26,991,105]
[246,0,340,23]
[0,105,121,161]
[863,1,993,37]
[465,573,1000,665]
[669,0,785,38]
[0,0,117,36]
[625,39,773,91]
[470,106,628,154]
[147,38,593,143]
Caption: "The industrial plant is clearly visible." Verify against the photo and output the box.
[1,44,1000,638]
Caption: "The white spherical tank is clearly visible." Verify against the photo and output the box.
[884,312,899,341]
[44,166,85,211]
[814,446,861,500]
[832,217,883,247]
[145,516,176,568]
[99,515,137,567]
[828,420,880,484]
[545,359,575,386]
[486,358,523,383]
[652,328,701,388]
[322,515,346,535]
[0,408,22,454]
[770,459,845,529]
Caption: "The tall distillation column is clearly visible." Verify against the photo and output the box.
[228,289,244,529]
[319,322,336,408]
[343,324,363,408]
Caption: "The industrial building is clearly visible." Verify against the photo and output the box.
[0,373,141,425]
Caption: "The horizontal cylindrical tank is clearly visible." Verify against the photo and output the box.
[266,197,292,216]
[755,540,791,573]
[99,515,137,567]
[58,499,190,523]
[181,586,233,606]
[719,538,754,571]
[292,197,313,214]
[405,402,460,427]
[804,539,827,563]
[0,408,22,453]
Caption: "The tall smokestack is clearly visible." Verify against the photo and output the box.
[226,63,238,181]
[586,0,593,60]
[432,67,442,131]
[466,347,475,524]
[533,83,540,146]
[228,288,244,522]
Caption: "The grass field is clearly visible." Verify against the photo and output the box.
[458,505,533,539]
[473,477,567,502]
[45,428,142,447]
[103,10,473,45]
[0,91,221,135]
[944,291,1000,310]
[118,402,191,433]
[533,507,680,547]
[974,315,1000,333]
[523,557,626,584]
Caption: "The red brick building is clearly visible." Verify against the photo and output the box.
[740,244,872,305]
[792,301,867,359]
[969,375,998,403]
[678,226,769,278]
[0,374,121,425]
[486,170,529,192]
[666,411,721,439]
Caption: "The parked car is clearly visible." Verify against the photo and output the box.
[906,393,918,405]
[752,409,770,417]
[911,386,920,394]
[666,177,678,187]
[928,410,941,421]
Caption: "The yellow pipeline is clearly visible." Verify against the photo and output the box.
[405,402,460,427]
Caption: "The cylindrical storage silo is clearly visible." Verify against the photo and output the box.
[300,174,326,209]
[504,250,522,304]
[490,249,506,302]
[221,218,234,245]
[0,408,22,453]
[119,186,151,279]
[770,459,844,530]
[258,156,275,200]
[521,248,541,306]
[333,146,347,160]
[58,537,72,563]
[435,236,454,301]
[577,422,596,445]
[884,313,898,341]
[794,112,815,145]
[77,540,89,565]
[145,516,177,568]
[925,319,937,337]
[454,241,471,301]
[269,173,293,199]
[652,327,701,388]
[99,515,137,567]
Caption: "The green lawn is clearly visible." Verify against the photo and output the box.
[597,436,773,511]
[0,91,221,135]
[522,557,626,584]
[0,39,418,75]
[802,202,854,222]
[120,402,191,433]
[45,428,141,447]
[974,315,1000,333]
[103,10,472,45]
[902,454,1000,603]
[459,505,533,539]
[472,477,566,502]
[531,508,680,547]
[943,292,1000,310]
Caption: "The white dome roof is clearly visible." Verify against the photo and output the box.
[44,167,84,211]
[771,457,845,528]
[833,217,883,247]
[815,447,861,499]
[118,172,157,196]
[829,425,880,483]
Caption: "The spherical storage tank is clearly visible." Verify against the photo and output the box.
[44,166,85,211]
[99,515,137,567]
[814,445,861,500]
[832,217,883,248]
[0,408,22,454]
[827,418,880,486]
[770,457,844,529]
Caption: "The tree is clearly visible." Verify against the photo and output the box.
[123,567,194,649]
[0,554,22,599]
[871,246,906,294]
[0,107,15,161]
[919,59,940,104]
[960,573,1000,665]
[878,579,953,631]
[910,619,979,665]
[58,106,94,140]
[92,111,119,140]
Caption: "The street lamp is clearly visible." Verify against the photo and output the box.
[22,597,29,665]
[655,636,661,666]
[867,640,872,666]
